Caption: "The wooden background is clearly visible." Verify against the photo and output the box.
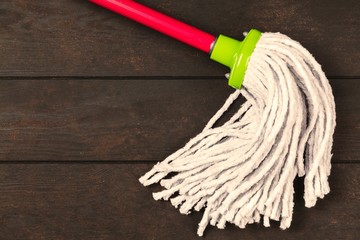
[0,0,359,239]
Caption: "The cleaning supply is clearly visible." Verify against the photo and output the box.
[90,0,336,236]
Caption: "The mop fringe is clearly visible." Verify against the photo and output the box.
[139,32,336,236]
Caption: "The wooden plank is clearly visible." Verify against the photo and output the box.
[0,163,358,239]
[0,0,359,77]
[0,79,358,161]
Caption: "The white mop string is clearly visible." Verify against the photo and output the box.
[139,32,336,236]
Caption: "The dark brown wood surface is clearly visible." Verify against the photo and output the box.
[0,0,359,77]
[0,164,358,240]
[0,79,359,162]
[0,0,359,239]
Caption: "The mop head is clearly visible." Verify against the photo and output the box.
[139,32,336,236]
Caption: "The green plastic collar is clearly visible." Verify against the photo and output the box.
[210,29,262,89]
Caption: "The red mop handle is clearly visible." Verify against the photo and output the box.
[90,0,216,53]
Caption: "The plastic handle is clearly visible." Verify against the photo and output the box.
[90,0,216,53]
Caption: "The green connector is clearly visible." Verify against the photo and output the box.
[210,29,262,89]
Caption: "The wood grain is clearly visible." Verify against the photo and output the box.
[0,79,358,161]
[1,0,359,239]
[0,0,359,77]
[0,163,358,240]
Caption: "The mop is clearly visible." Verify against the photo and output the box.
[90,0,336,236]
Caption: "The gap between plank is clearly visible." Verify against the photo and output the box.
[0,160,358,164]
[0,76,358,80]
